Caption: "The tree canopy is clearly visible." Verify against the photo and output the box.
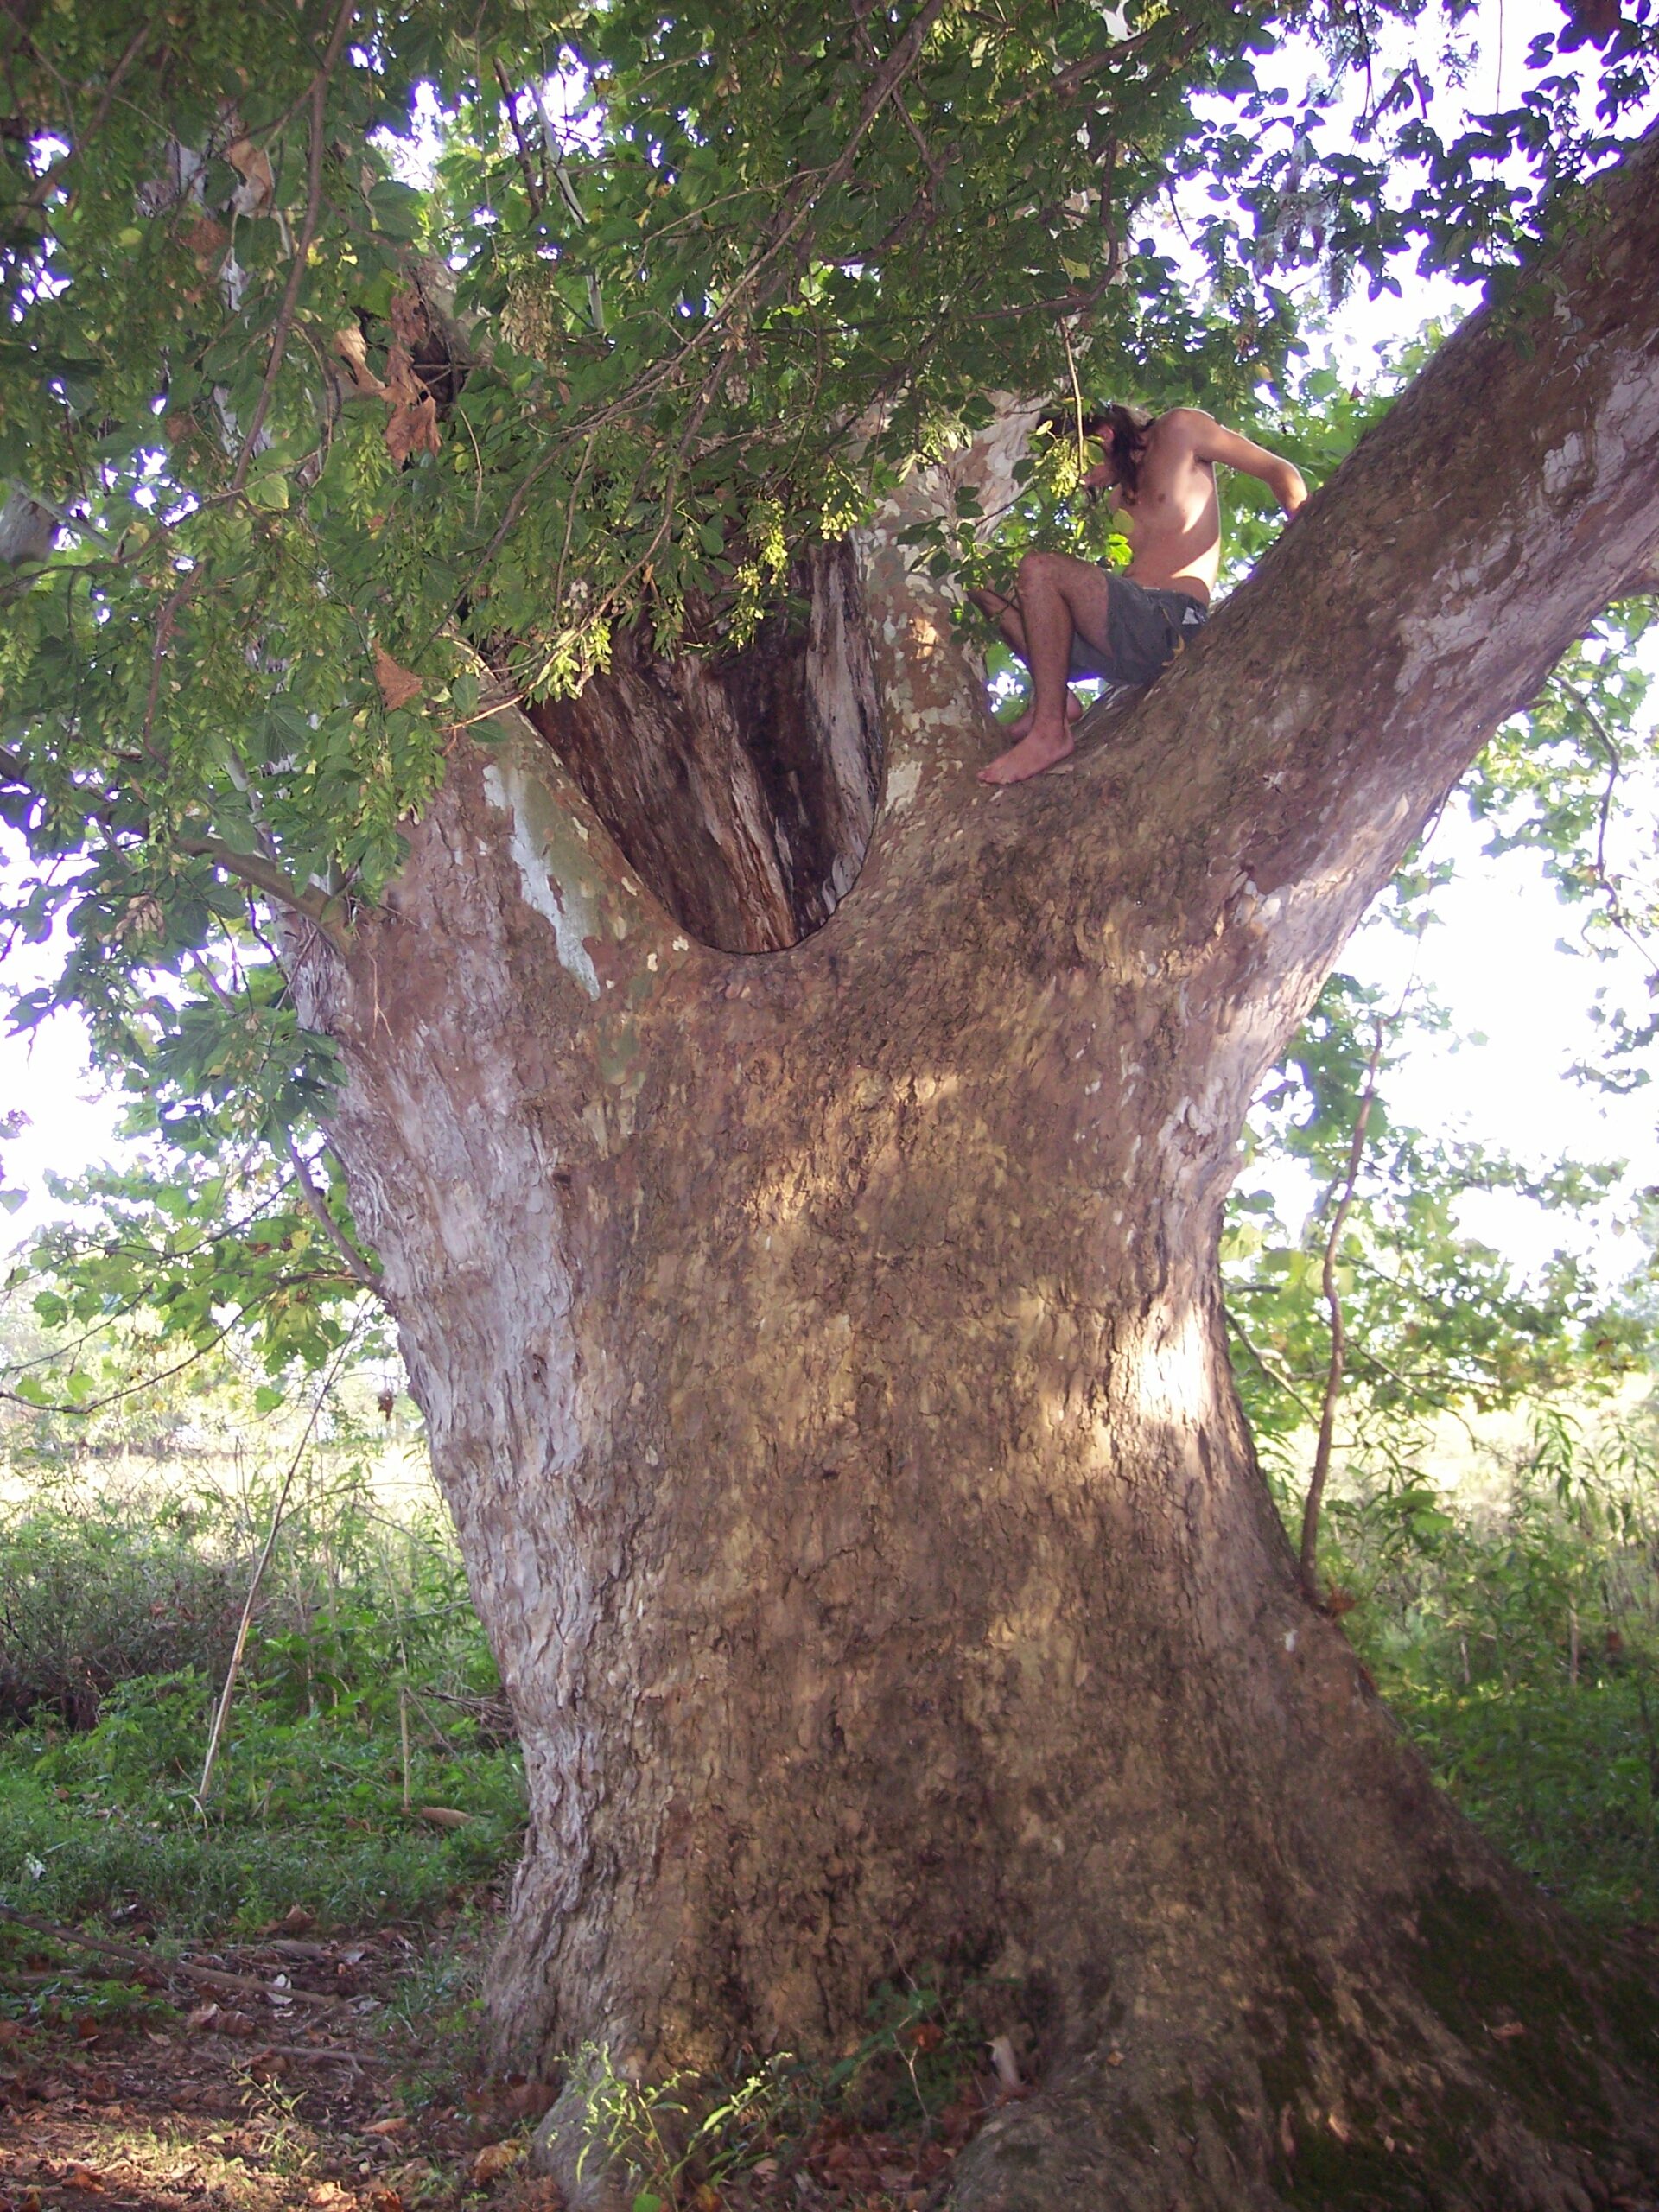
[3,0,1658,1424]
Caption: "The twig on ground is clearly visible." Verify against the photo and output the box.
[243,2043,393,2066]
[0,1904,344,2011]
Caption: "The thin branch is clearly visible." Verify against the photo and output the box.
[526,76,607,336]
[1223,1306,1317,1424]
[0,1271,365,1421]
[493,58,545,216]
[1,1308,251,1418]
[852,15,944,194]
[1299,1020,1385,1597]
[285,1135,386,1299]
[1004,28,1153,111]
[140,575,194,758]
[228,0,355,497]
[177,834,346,944]
[1556,675,1659,981]
[22,18,155,208]
[196,1323,362,1808]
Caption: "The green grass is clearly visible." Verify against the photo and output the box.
[0,1482,525,1946]
[0,1678,524,1938]
[1384,1674,1659,1922]
[1318,1417,1659,1929]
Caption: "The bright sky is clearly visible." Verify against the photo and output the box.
[4,0,1655,1300]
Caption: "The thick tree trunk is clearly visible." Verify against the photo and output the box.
[292,128,1659,2209]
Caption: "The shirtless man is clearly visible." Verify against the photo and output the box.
[969,405,1307,785]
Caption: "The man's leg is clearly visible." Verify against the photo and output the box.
[967,583,1029,659]
[978,550,1114,785]
[968,584,1086,741]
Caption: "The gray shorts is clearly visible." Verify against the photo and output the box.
[1069,576,1208,686]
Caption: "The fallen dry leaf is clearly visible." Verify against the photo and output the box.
[388,289,429,347]
[373,644,423,713]
[470,2140,524,2186]
[499,2078,555,2120]
[186,2002,219,2032]
[385,391,441,467]
[511,2182,564,2212]
[226,137,275,216]
[0,2017,25,2044]
[362,2116,409,2139]
[1490,2021,1527,2042]
[415,1805,472,1829]
[367,2190,404,2212]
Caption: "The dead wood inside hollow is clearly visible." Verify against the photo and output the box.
[523,541,883,954]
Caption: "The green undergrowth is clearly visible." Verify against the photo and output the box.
[556,1978,995,2212]
[6,1400,1659,1965]
[1314,1408,1659,1928]
[0,1469,525,1944]
[1387,1675,1659,1922]
[0,1713,522,1937]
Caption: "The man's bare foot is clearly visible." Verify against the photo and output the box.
[1001,690,1083,741]
[977,721,1077,785]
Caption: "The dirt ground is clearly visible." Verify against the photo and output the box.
[0,1923,989,2212]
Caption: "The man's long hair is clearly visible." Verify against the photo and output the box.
[1079,403,1153,499]
[1042,401,1154,499]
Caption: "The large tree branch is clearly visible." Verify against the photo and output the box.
[1154,130,1659,917]
[883,120,1659,1129]
[175,833,346,943]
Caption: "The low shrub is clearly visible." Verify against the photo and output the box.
[0,1503,244,1727]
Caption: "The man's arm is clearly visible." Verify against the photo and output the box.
[1175,408,1307,518]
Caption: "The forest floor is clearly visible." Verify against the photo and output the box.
[5,1444,1657,2212]
[0,1910,997,2212]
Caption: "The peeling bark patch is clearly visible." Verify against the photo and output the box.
[885,759,923,813]
[482,760,601,1000]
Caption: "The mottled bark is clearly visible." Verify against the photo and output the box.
[292,124,1659,2211]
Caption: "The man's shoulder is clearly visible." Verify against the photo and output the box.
[1153,406,1218,448]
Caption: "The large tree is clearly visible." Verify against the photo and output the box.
[6,3,1659,2203]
